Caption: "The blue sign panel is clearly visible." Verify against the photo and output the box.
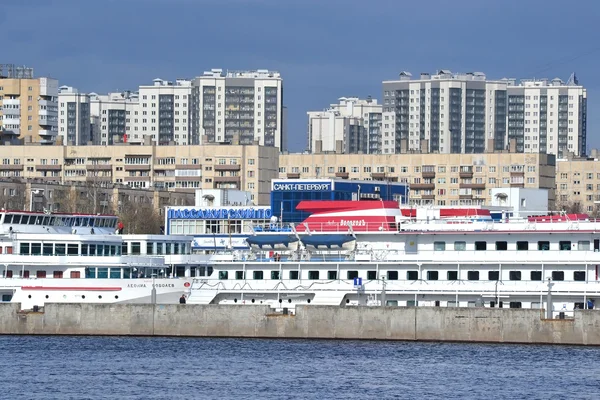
[353,277,363,287]
[272,182,332,192]
[168,208,272,220]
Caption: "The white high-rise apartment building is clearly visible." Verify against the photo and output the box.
[58,86,91,145]
[307,97,381,154]
[192,69,284,149]
[89,91,138,145]
[382,70,587,157]
[134,79,193,145]
[506,76,586,157]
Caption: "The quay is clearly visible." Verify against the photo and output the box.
[1,303,599,345]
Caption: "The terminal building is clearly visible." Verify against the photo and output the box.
[270,178,409,223]
[165,181,409,250]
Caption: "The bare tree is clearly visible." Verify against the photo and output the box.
[117,197,162,234]
[0,186,26,210]
[555,197,583,214]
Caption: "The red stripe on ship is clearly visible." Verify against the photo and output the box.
[21,286,122,291]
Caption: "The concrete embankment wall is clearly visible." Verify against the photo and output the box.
[2,303,600,345]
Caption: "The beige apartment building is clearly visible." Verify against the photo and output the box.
[279,152,557,208]
[0,144,279,205]
[0,65,59,144]
[556,152,600,216]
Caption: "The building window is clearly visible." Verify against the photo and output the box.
[454,241,466,251]
[406,271,418,280]
[434,241,446,251]
[574,271,586,282]
[447,271,458,281]
[538,241,550,251]
[488,271,499,281]
[308,271,320,280]
[516,241,528,251]
[387,271,398,280]
[495,241,507,251]
[475,241,487,251]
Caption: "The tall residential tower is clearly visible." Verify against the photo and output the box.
[0,64,58,144]
[307,97,381,154]
[382,70,587,157]
[192,69,284,149]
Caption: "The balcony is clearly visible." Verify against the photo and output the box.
[36,164,62,171]
[38,130,57,137]
[371,172,386,180]
[214,176,241,183]
[335,171,349,179]
[175,164,202,170]
[214,164,241,171]
[421,194,435,200]
[124,165,151,171]
[86,164,112,171]
[510,182,525,188]
[459,183,486,190]
[0,164,24,171]
[287,172,300,179]
[421,167,436,178]
[410,183,435,190]
[459,194,473,199]
[459,171,473,178]
[124,176,151,182]
[86,176,112,183]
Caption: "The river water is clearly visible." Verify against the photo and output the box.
[1,336,598,399]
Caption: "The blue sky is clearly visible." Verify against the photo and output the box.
[3,0,600,152]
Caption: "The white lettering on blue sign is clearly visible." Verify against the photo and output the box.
[168,208,272,220]
[272,182,331,191]
[353,277,362,286]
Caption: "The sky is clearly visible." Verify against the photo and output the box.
[3,0,600,153]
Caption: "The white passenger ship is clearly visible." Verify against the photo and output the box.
[188,200,600,317]
[0,210,203,310]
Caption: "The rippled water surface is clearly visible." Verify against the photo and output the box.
[1,336,599,399]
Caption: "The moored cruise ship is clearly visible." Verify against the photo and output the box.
[188,200,600,317]
[0,209,210,309]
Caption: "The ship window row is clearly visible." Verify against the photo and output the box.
[123,241,190,255]
[215,269,584,282]
[3,214,117,228]
[18,242,121,256]
[433,240,591,251]
[2,270,81,278]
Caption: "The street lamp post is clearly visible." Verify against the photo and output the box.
[29,189,44,212]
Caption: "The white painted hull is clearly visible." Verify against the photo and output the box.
[0,278,192,310]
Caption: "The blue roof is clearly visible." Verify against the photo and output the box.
[301,234,355,248]
[245,235,299,248]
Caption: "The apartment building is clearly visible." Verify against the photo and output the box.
[132,79,193,145]
[89,91,139,145]
[279,152,556,208]
[307,96,381,154]
[382,70,586,157]
[0,144,278,205]
[556,150,600,216]
[192,69,284,149]
[0,64,59,144]
[58,86,91,145]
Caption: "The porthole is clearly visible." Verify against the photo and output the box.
[82,295,86,299]
[28,295,31,299]
[45,295,49,299]
[251,299,255,303]
[346,299,350,304]
[279,299,282,303]
[98,295,102,299]
[288,299,292,303]
[307,299,311,304]
[234,298,237,303]
[115,295,119,299]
